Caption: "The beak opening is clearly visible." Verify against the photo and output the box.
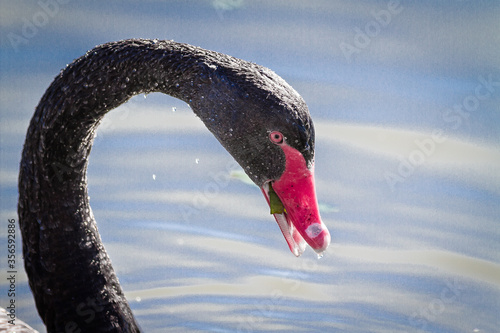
[261,182,307,257]
[261,179,330,257]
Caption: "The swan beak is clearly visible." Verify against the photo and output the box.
[260,146,331,257]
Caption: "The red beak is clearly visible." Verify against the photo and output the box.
[261,143,330,257]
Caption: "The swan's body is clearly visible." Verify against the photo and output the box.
[18,39,330,332]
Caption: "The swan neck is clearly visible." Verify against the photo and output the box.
[18,39,219,331]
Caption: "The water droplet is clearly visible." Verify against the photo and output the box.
[316,252,324,259]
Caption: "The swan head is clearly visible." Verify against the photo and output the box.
[189,60,331,257]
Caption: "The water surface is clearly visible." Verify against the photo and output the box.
[1,1,499,332]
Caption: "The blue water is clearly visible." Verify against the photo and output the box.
[1,1,499,332]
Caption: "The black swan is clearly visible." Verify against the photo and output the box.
[17,39,330,332]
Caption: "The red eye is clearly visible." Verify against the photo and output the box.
[269,131,284,144]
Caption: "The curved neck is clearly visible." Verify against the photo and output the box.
[18,39,234,332]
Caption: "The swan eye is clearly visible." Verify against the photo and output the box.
[269,131,284,145]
